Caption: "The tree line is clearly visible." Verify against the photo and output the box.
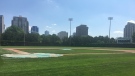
[0,26,116,46]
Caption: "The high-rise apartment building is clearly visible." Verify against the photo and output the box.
[76,24,88,36]
[124,22,135,39]
[45,30,49,36]
[57,31,68,39]
[0,15,5,34]
[12,16,29,33]
[31,26,39,33]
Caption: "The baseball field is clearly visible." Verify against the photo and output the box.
[0,46,135,76]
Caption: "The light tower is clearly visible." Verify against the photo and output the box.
[108,17,113,39]
[68,18,73,46]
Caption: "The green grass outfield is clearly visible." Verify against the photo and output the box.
[20,49,124,54]
[1,46,135,76]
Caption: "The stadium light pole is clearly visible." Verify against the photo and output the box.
[68,18,73,46]
[108,17,113,42]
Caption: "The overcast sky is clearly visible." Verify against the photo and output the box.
[1,0,135,38]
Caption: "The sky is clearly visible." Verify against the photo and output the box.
[1,0,135,38]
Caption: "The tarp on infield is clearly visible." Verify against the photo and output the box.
[62,49,72,50]
[1,53,63,58]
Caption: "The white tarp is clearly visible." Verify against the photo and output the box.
[1,53,63,58]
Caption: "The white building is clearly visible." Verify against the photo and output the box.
[57,31,68,39]
[124,22,135,40]
[45,30,49,36]
[0,15,5,34]
[116,37,131,44]
[12,16,29,33]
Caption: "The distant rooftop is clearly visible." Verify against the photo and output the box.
[127,20,135,24]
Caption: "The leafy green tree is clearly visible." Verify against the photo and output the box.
[41,35,52,45]
[62,37,69,46]
[41,34,61,46]
[110,38,117,44]
[25,33,40,43]
[132,32,135,43]
[71,36,80,46]
[2,26,24,43]
[51,34,61,45]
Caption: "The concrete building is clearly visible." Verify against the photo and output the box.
[0,15,5,34]
[124,22,135,40]
[116,37,131,44]
[45,30,49,36]
[12,16,29,33]
[76,24,88,36]
[31,26,39,33]
[57,31,68,39]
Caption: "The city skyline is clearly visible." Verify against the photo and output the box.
[1,0,135,38]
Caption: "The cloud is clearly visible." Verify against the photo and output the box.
[46,26,52,28]
[52,30,56,33]
[52,24,57,26]
[46,0,60,9]
[127,20,135,24]
[113,31,123,34]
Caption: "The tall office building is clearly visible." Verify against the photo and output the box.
[76,24,88,36]
[31,26,39,33]
[12,16,29,33]
[45,30,49,36]
[0,15,5,34]
[124,22,135,39]
[57,31,68,39]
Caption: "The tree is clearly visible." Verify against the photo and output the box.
[2,26,24,45]
[110,38,117,44]
[41,34,61,46]
[41,34,52,45]
[132,32,135,43]
[62,37,69,46]
[25,33,40,43]
[50,34,61,45]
